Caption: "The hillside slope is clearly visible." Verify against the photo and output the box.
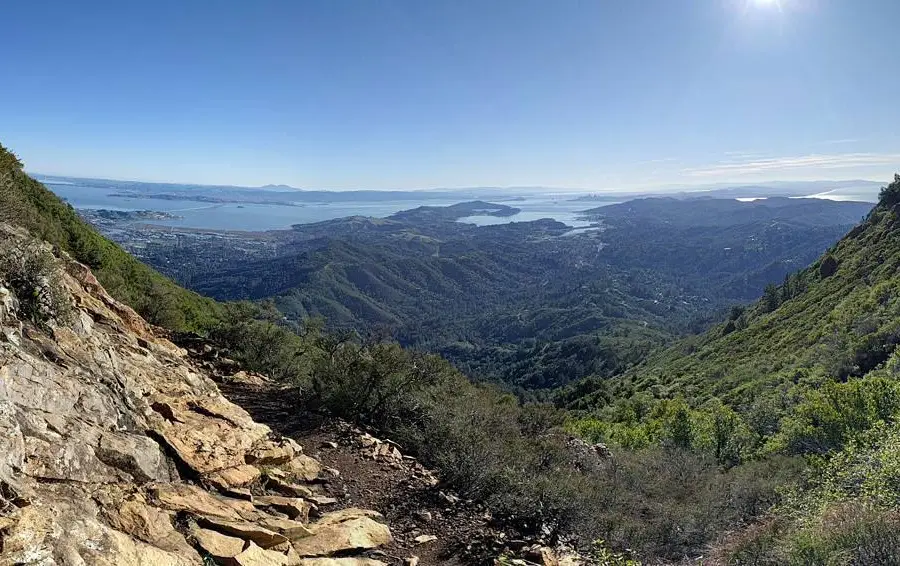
[601,174,900,408]
[151,195,869,393]
[1,142,816,563]
[0,223,397,565]
[563,176,900,564]
[0,144,219,331]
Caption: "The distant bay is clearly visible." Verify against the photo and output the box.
[43,179,606,231]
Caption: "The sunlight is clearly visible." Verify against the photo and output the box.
[750,0,783,9]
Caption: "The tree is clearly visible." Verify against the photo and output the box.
[763,283,780,313]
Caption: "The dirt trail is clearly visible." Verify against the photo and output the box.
[219,379,499,566]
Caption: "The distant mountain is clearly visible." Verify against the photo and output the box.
[582,195,872,226]
[258,183,301,190]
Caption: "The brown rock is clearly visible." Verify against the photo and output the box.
[268,476,315,498]
[246,439,295,466]
[229,541,297,566]
[95,432,171,483]
[254,495,313,522]
[259,516,315,540]
[150,396,269,475]
[23,436,121,483]
[284,454,322,481]
[206,464,262,489]
[190,525,246,560]
[292,509,392,557]
[106,497,199,560]
[197,516,289,548]
[308,495,338,507]
[224,487,254,501]
[151,483,256,521]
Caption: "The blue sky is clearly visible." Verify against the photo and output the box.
[2,0,898,190]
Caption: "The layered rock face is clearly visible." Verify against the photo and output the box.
[0,224,392,565]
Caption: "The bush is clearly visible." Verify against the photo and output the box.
[786,502,900,566]
[769,377,900,456]
[0,235,71,327]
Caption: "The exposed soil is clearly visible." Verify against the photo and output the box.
[220,379,504,566]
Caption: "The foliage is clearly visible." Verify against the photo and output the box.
[0,144,219,332]
[0,234,72,327]
[568,176,900,411]
[7,139,900,563]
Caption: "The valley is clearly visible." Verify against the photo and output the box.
[73,190,872,394]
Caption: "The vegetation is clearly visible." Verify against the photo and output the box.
[138,192,868,395]
[0,231,72,327]
[213,310,796,557]
[8,138,900,563]
[566,175,900,563]
[0,143,219,331]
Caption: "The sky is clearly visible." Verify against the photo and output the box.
[2,0,899,190]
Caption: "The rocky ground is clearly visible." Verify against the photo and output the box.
[0,224,392,565]
[200,352,579,566]
[0,223,579,565]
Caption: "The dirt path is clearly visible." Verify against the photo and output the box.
[219,380,501,566]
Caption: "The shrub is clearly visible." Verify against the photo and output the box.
[769,377,900,456]
[786,502,900,566]
[0,235,71,327]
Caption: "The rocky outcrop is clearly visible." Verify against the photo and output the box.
[0,224,392,565]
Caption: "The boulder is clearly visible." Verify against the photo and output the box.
[190,525,246,561]
[197,516,289,548]
[292,509,392,557]
[284,454,322,481]
[206,464,261,489]
[150,396,269,475]
[246,438,296,466]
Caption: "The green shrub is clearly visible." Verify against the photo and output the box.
[786,502,900,566]
[768,377,900,456]
[0,235,71,327]
[0,144,219,332]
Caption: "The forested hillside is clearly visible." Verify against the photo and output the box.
[153,195,869,394]
[567,175,900,563]
[0,143,219,331]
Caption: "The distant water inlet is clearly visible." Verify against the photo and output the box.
[46,180,616,231]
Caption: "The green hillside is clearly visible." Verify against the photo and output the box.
[566,175,900,563]
[167,195,866,394]
[0,144,220,331]
[574,174,900,410]
[2,140,792,562]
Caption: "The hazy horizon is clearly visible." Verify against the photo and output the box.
[32,171,887,196]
